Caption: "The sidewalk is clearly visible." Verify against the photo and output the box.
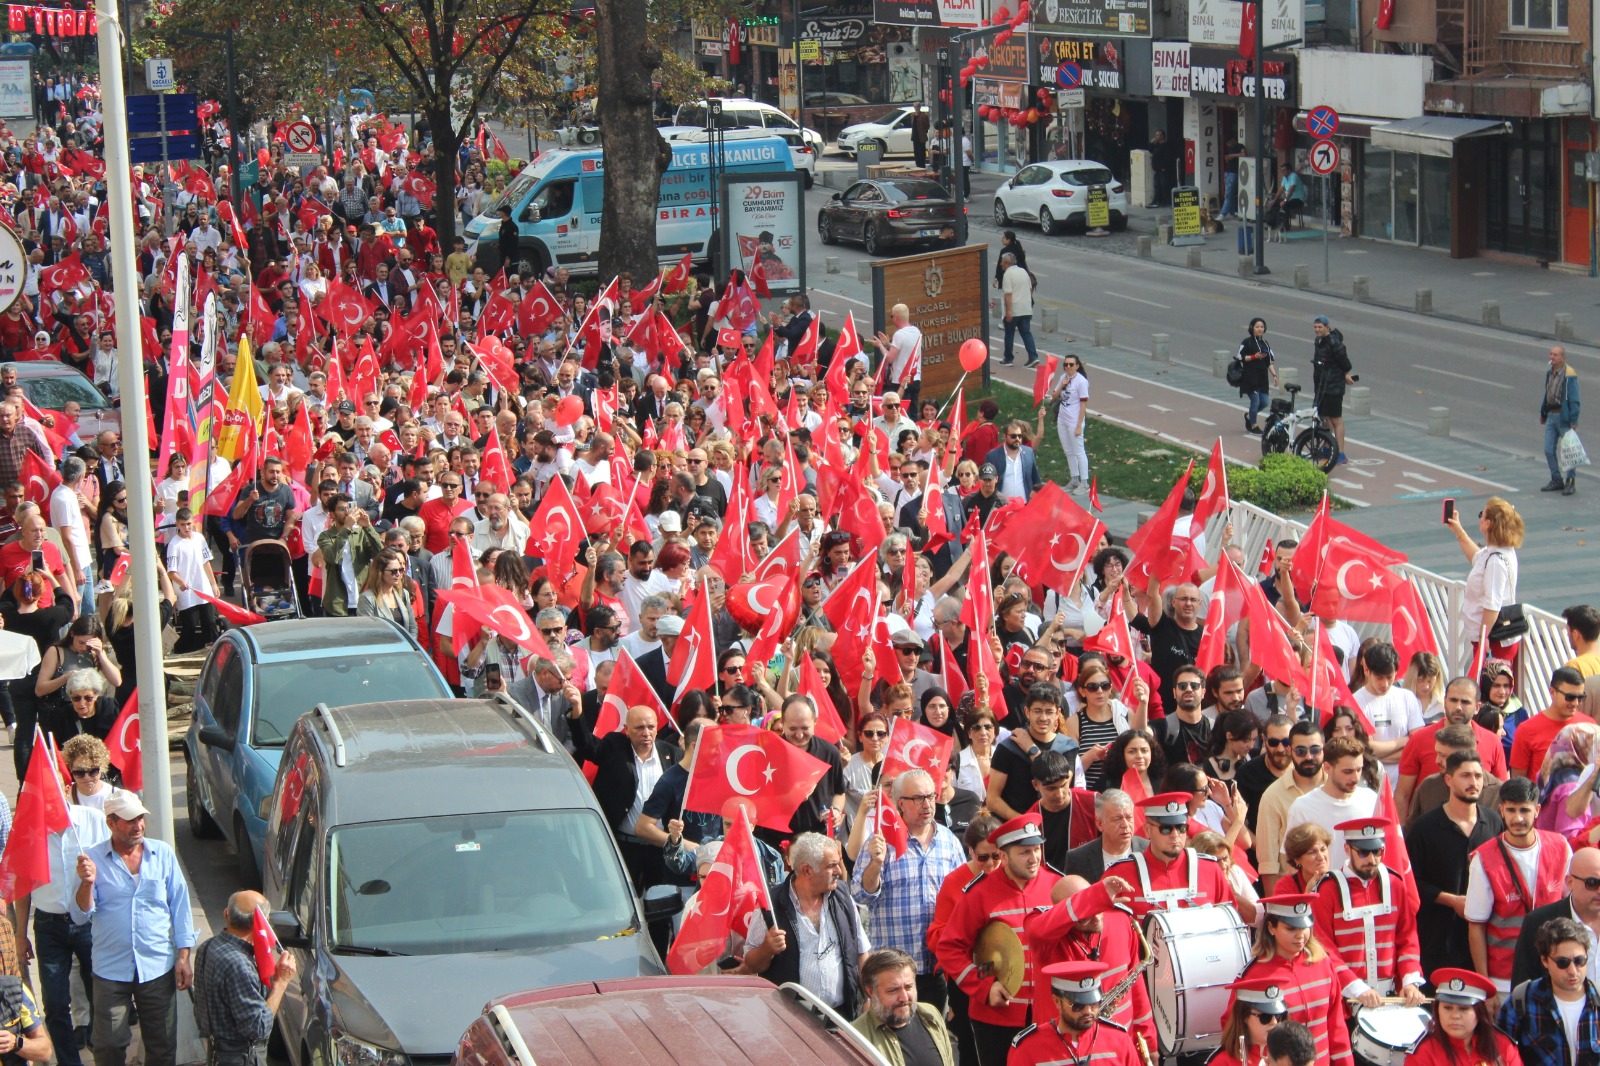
[945,166,1600,346]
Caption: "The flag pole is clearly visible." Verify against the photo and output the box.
[936,374,969,420]
[676,721,705,825]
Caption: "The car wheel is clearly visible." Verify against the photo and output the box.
[1039,206,1058,236]
[863,223,882,257]
[804,171,814,189]
[994,199,1010,226]
[818,214,837,245]
[235,814,262,889]
[185,755,221,838]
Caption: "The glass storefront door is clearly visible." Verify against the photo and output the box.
[1359,147,1451,249]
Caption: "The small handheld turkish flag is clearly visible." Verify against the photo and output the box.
[251,907,282,985]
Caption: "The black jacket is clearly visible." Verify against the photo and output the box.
[763,878,864,1017]
[1062,836,1150,883]
[571,720,681,837]
[1512,896,1580,989]
[1312,328,1352,398]
[1237,334,1274,395]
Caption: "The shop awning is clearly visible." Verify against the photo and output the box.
[1369,116,1510,158]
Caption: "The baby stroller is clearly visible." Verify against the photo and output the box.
[241,540,302,620]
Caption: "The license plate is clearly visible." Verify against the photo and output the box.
[919,228,941,237]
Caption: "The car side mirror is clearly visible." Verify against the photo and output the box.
[1009,177,1019,188]
[270,910,310,949]
[198,726,236,752]
[830,192,842,202]
[642,884,684,923]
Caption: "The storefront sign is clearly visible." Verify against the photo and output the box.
[1036,0,1151,38]
[1190,0,1302,48]
[1086,185,1110,228]
[701,41,724,57]
[874,0,982,27]
[0,222,23,313]
[1171,186,1204,244]
[1031,34,1125,91]
[1152,42,1191,96]
[1188,49,1296,101]
[722,172,806,297]
[973,77,1026,109]
[870,245,990,400]
[980,35,1032,81]
[799,15,871,47]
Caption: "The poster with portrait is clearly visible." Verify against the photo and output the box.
[721,172,807,297]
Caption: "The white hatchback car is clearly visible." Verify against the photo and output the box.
[993,160,1129,235]
[837,105,929,158]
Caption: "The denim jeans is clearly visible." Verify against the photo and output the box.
[1246,390,1269,427]
[1003,315,1038,365]
[35,911,94,1066]
[1545,416,1573,481]
[1223,172,1238,216]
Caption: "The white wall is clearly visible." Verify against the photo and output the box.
[1298,51,1434,119]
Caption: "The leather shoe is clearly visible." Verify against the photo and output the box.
[1564,475,1576,496]
[1542,479,1564,491]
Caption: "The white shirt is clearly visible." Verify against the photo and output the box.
[619,630,662,661]
[1325,621,1362,679]
[887,324,923,384]
[33,804,111,913]
[621,747,664,836]
[48,483,90,573]
[165,531,215,611]
[1282,785,1379,860]
[1557,994,1584,1066]
[1464,835,1572,993]
[1355,685,1425,785]
[574,457,611,490]
[620,571,675,630]
[471,512,529,554]
[1000,448,1026,500]
[745,885,872,1010]
[1001,264,1033,318]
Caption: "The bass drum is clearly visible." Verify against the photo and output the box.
[1351,1004,1431,1066]
[1145,905,1252,1057]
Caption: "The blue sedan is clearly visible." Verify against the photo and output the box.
[184,617,450,885]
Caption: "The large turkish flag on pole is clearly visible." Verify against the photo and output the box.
[682,724,831,831]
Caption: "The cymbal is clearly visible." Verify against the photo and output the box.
[975,920,1025,997]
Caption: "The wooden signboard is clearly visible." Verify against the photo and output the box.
[869,244,990,401]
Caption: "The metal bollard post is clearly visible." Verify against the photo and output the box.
[1428,406,1451,437]
[1040,309,1058,333]
[1276,366,1299,397]
[1214,350,1232,378]
[1152,333,1170,363]
[857,262,872,285]
[1138,236,1153,258]
[1237,255,1252,278]
[1187,248,1202,269]
[1094,319,1112,347]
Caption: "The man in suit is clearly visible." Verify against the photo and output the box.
[572,702,681,891]
[332,452,380,521]
[1511,844,1600,988]
[92,430,123,489]
[984,420,1042,502]
[1063,789,1148,882]
[364,262,394,307]
[509,653,582,756]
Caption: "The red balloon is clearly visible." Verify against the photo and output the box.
[973,54,989,67]
[959,338,987,372]
[554,395,583,427]
[1026,108,1040,123]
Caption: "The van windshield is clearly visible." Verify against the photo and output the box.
[485,170,540,217]
[328,809,637,956]
[251,654,449,747]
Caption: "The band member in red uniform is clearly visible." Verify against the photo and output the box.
[1008,962,1144,1066]
[1206,979,1289,1066]
[1238,894,1381,1066]
[939,813,1063,1066]
[1310,818,1426,1005]
[1024,874,1157,1059]
[1105,793,1232,922]
[1410,969,1522,1066]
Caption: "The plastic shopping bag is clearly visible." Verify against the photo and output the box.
[1559,428,1591,470]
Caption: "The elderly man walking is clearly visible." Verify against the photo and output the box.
[193,891,297,1066]
[1539,345,1581,496]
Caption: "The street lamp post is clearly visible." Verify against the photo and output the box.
[176,26,241,199]
[1252,0,1268,275]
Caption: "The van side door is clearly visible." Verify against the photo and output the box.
[275,773,322,1066]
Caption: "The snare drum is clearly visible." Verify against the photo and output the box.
[1351,1005,1431,1066]
[1145,905,1252,1057]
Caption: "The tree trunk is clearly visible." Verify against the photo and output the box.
[429,102,461,253]
[595,0,668,282]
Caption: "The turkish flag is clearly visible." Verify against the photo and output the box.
[1125,460,1196,592]
[296,196,331,237]
[797,653,848,744]
[708,463,754,584]
[1309,535,1403,624]
[874,791,910,859]
[479,429,513,495]
[726,577,792,633]
[38,252,89,295]
[218,199,248,247]
[1191,438,1231,533]
[1196,554,1248,675]
[107,689,143,791]
[400,170,436,208]
[380,307,432,368]
[938,635,970,708]
[439,586,557,662]
[682,724,832,831]
[1088,476,1103,513]
[21,451,60,506]
[826,313,863,397]
[517,280,562,336]
[662,253,693,294]
[204,425,259,517]
[319,281,373,337]
[743,577,799,686]
[527,476,585,575]
[478,288,518,337]
[669,595,718,708]
[995,483,1103,598]
[665,806,769,974]
[1031,353,1059,407]
[750,527,803,583]
[1239,0,1257,57]
[836,474,885,558]
[251,907,283,985]
[1390,578,1440,677]
[0,727,71,901]
[1291,495,1407,604]
[592,648,674,735]
[1308,623,1366,730]
[882,717,955,792]
[821,557,879,633]
[194,590,269,626]
[1081,584,1136,663]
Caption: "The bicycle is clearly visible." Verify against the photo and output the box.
[1260,383,1339,473]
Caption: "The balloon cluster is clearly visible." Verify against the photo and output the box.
[975,85,1053,127]
[958,0,1030,87]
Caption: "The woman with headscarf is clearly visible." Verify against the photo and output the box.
[1536,721,1600,836]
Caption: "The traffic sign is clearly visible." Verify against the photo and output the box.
[1054,62,1083,89]
[1310,138,1340,175]
[285,121,318,154]
[145,57,175,92]
[126,93,201,165]
[284,153,322,169]
[1307,105,1340,139]
[1057,88,1085,109]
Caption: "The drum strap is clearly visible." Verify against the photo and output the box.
[1334,868,1392,989]
[1132,850,1199,907]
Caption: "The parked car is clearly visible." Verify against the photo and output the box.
[183,617,449,886]
[836,105,929,159]
[264,694,677,1066]
[993,160,1129,235]
[10,360,120,437]
[674,97,825,156]
[454,977,889,1066]
[817,178,958,256]
[664,125,816,188]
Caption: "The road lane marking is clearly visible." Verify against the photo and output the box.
[1190,417,1216,426]
[1411,364,1514,389]
[1149,404,1172,412]
[1104,291,1173,309]
[1108,390,1133,399]
[1404,471,1437,484]
[1331,478,1364,490]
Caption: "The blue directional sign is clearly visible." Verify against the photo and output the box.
[1055,62,1084,89]
[126,93,202,165]
[1307,105,1340,139]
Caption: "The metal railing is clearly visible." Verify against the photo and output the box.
[1202,502,1572,708]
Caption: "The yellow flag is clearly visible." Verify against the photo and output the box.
[216,336,263,462]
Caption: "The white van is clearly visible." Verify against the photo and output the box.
[674,97,825,156]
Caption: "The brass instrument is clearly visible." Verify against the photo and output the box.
[1097,917,1155,1020]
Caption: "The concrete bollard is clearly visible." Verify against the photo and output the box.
[1136,510,1155,526]
[1483,301,1501,326]
[857,262,872,285]
[1158,223,1172,245]
[1353,276,1370,301]
[825,256,841,274]
[1094,319,1113,348]
[1416,289,1433,314]
[1187,248,1202,269]
[1138,236,1153,258]
[1040,308,1059,333]
[1152,333,1170,363]
[1294,265,1310,290]
[1556,313,1576,341]
[1277,366,1300,396]
[1237,255,1252,278]
[1428,406,1451,437]
[1346,385,1372,416]
[1214,350,1232,379]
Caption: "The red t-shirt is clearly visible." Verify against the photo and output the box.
[1397,719,1510,780]
[1510,709,1598,777]
[0,540,68,606]
[419,496,472,553]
